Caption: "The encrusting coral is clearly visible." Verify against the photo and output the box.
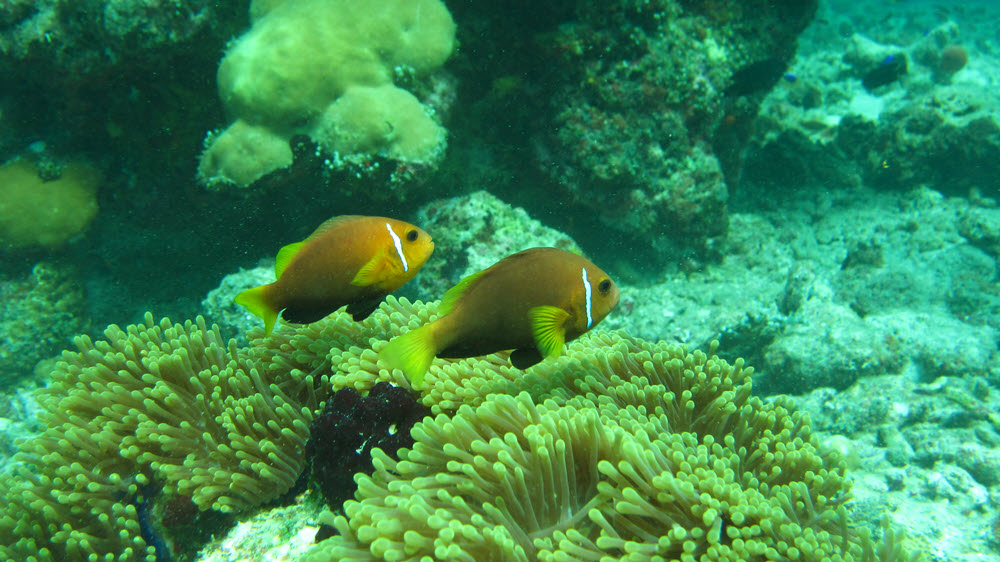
[0,298,922,561]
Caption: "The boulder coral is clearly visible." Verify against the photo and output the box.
[198,0,456,188]
[0,160,99,250]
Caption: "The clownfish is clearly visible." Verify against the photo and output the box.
[380,247,620,386]
[235,215,434,336]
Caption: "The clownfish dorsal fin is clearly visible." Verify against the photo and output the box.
[275,241,306,279]
[312,214,360,235]
[438,269,487,315]
[529,305,570,360]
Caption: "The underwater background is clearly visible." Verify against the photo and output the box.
[1,0,999,560]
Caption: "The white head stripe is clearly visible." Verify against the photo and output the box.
[385,222,409,272]
[581,267,593,329]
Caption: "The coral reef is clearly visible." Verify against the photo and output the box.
[959,206,1000,260]
[412,190,583,301]
[745,21,1000,200]
[0,0,240,74]
[198,0,456,189]
[840,108,1000,198]
[796,372,1000,557]
[735,187,998,395]
[0,262,87,388]
[0,0,244,196]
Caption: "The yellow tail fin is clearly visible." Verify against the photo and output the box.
[234,285,279,336]
[380,326,437,388]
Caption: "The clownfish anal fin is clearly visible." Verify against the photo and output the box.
[529,305,570,361]
[346,297,383,321]
[510,347,543,370]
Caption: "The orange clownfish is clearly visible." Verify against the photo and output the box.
[235,215,434,336]
[380,247,620,386]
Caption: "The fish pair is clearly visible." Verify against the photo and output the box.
[235,215,620,386]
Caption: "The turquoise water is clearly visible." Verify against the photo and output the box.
[1,0,999,559]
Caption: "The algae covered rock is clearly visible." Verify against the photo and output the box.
[530,0,818,266]
[0,262,87,388]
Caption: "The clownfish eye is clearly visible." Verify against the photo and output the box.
[406,229,419,242]
[598,278,612,294]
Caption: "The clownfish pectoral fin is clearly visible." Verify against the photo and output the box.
[234,285,280,337]
[529,306,570,361]
[510,348,544,370]
[275,242,306,279]
[352,249,396,287]
[380,325,437,388]
[438,269,486,315]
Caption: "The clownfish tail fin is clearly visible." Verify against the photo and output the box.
[234,285,279,337]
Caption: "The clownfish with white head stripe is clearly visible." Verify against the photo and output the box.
[235,215,434,336]
[380,247,620,387]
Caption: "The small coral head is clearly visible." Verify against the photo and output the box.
[939,45,968,74]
